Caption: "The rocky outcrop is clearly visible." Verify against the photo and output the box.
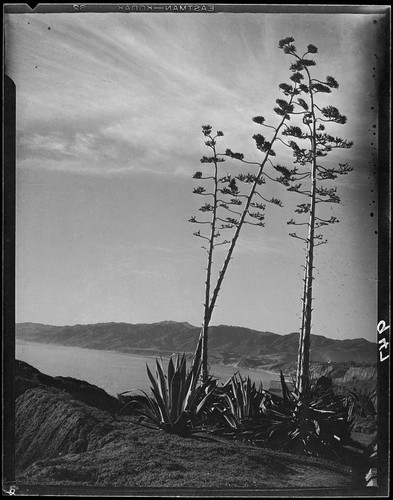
[278,362,377,384]
[336,366,377,384]
[15,359,119,413]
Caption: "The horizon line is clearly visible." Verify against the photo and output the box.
[15,319,375,344]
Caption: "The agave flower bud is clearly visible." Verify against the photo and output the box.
[279,83,294,94]
[278,36,295,48]
[290,72,304,83]
[307,44,318,54]
[326,76,339,88]
[252,116,265,125]
[201,125,212,136]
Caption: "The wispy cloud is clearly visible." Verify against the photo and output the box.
[8,13,277,176]
[8,12,381,178]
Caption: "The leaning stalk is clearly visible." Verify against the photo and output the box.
[198,93,296,382]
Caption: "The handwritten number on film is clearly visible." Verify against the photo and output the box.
[377,321,390,362]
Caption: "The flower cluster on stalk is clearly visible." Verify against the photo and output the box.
[271,37,354,248]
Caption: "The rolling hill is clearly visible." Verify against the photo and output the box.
[15,320,377,366]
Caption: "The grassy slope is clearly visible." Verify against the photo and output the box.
[17,413,354,491]
[14,360,373,493]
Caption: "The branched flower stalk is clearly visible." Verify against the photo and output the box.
[276,38,353,397]
[190,71,301,382]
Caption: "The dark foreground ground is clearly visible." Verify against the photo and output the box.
[12,360,376,495]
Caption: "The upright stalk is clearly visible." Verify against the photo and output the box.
[296,73,317,395]
[277,39,353,396]
[201,144,219,382]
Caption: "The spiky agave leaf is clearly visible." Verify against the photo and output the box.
[195,379,217,414]
[215,373,266,431]
[169,357,185,422]
[181,363,200,411]
[129,389,165,429]
[155,358,169,409]
[167,356,175,389]
[146,363,169,424]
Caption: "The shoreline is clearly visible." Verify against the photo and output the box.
[15,339,281,378]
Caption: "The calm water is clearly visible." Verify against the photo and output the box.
[16,340,280,396]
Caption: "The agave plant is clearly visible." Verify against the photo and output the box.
[216,373,265,429]
[258,372,355,457]
[120,338,217,436]
[208,373,278,445]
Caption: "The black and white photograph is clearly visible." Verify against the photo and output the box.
[3,3,390,496]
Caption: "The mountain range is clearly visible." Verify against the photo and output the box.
[16,320,377,368]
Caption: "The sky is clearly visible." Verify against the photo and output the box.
[5,8,386,342]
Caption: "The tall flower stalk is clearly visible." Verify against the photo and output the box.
[275,38,353,396]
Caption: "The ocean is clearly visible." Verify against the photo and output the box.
[16,340,281,396]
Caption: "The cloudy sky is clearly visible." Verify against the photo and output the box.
[5,8,385,341]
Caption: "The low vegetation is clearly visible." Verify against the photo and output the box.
[122,350,366,464]
[16,360,361,490]
[17,411,354,489]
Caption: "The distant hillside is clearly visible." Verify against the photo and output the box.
[16,321,377,366]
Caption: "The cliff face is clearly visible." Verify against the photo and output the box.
[336,366,377,383]
[274,362,377,383]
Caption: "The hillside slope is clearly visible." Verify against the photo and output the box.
[16,321,377,366]
[14,361,358,491]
